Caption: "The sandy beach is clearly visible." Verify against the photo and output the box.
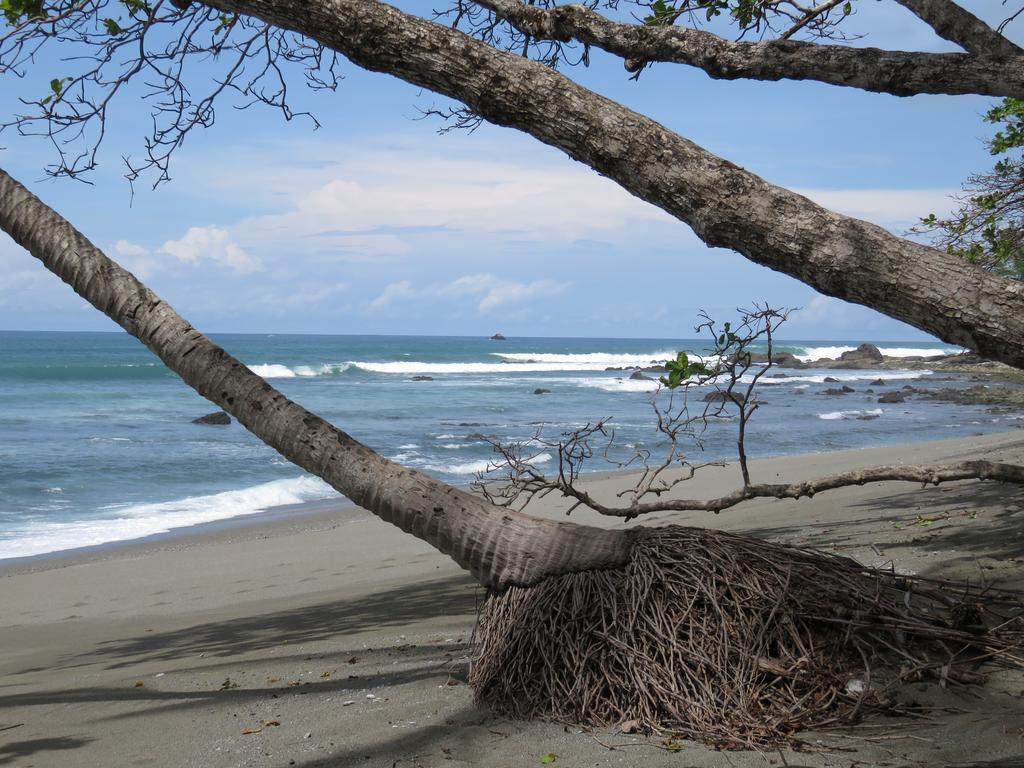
[3,431,1024,767]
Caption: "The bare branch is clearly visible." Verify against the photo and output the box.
[894,0,1023,57]
[470,0,1024,98]
[571,459,1024,517]
[0,1,342,183]
[476,305,792,517]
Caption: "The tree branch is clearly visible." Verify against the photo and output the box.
[193,0,1024,370]
[545,460,1024,517]
[893,0,1023,58]
[470,0,1024,98]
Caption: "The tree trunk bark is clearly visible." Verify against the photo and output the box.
[471,0,1024,99]
[203,0,1024,369]
[0,167,635,589]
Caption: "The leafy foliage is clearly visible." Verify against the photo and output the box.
[637,0,854,39]
[1,0,44,26]
[660,349,714,389]
[916,98,1024,280]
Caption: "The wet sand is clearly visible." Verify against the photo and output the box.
[2,431,1024,767]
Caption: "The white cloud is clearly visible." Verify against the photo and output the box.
[159,226,261,273]
[794,188,958,229]
[369,280,416,310]
[369,273,569,314]
[455,274,568,312]
[170,138,682,264]
[114,240,148,257]
[110,239,163,280]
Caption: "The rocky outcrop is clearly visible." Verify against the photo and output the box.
[411,375,434,381]
[192,411,231,425]
[920,385,1024,408]
[877,391,906,404]
[629,370,653,380]
[490,333,506,340]
[839,343,884,363]
[533,388,551,395]
[704,390,745,405]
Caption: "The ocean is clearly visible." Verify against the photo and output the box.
[0,331,1013,561]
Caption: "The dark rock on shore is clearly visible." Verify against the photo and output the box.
[842,385,855,393]
[629,370,653,381]
[192,411,231,426]
[746,352,806,368]
[839,343,883,363]
[870,378,885,386]
[822,388,847,396]
[878,391,906,404]
[704,390,745,405]
[919,385,1024,408]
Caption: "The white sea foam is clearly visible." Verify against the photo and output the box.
[0,476,334,561]
[429,453,553,476]
[354,360,633,374]
[248,350,689,376]
[389,452,554,477]
[575,377,662,393]
[794,345,963,363]
[769,371,929,384]
[818,408,885,421]
[249,363,298,378]
[492,350,677,366]
[248,363,348,378]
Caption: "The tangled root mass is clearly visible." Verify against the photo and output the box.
[470,526,1022,748]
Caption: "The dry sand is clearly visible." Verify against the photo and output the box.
[3,432,1024,767]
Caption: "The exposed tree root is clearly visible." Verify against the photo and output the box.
[470,525,1024,749]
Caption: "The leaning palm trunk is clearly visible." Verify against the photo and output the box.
[0,168,632,590]
[2,169,1020,748]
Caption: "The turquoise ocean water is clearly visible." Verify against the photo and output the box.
[1,331,1014,560]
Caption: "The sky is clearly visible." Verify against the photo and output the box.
[0,1,1017,341]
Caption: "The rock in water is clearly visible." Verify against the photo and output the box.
[629,370,653,380]
[192,411,231,425]
[877,391,906,403]
[703,390,745,405]
[490,333,506,340]
[839,343,884,363]
[533,388,551,395]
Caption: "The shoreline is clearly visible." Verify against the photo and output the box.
[5,429,1024,578]
[3,430,1024,766]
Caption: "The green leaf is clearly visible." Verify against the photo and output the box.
[49,78,62,95]
[842,1,851,14]
[103,17,121,34]
[541,755,558,765]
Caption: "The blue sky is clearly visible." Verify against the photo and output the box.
[0,1,1015,340]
